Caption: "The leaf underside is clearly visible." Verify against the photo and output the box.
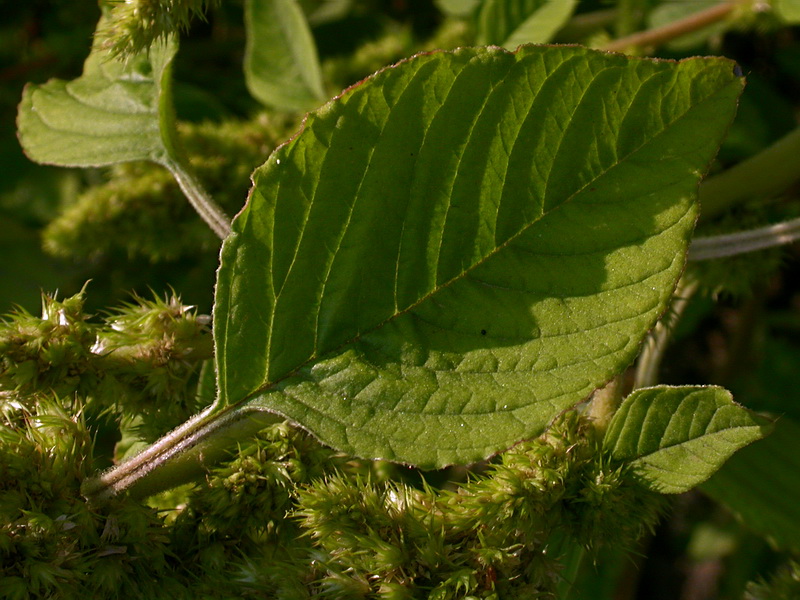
[244,0,326,112]
[604,386,770,494]
[17,16,177,168]
[215,45,743,467]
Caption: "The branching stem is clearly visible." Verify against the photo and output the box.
[699,126,800,222]
[689,216,800,261]
[603,1,737,53]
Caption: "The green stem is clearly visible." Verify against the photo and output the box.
[165,158,232,239]
[156,41,232,240]
[690,216,800,260]
[633,278,699,389]
[82,403,279,503]
[699,126,800,223]
[603,1,737,53]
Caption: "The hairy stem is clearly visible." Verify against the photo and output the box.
[603,1,737,53]
[165,158,232,239]
[83,403,279,503]
[699,126,800,222]
[156,42,232,240]
[689,216,800,261]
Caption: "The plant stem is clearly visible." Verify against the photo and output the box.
[82,403,279,503]
[633,278,699,389]
[603,1,737,53]
[689,216,800,261]
[155,44,232,240]
[165,159,232,239]
[699,126,800,222]
[586,375,623,435]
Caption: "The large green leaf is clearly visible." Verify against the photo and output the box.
[476,0,577,48]
[701,417,800,552]
[244,0,326,112]
[17,18,178,168]
[215,45,743,467]
[604,386,770,494]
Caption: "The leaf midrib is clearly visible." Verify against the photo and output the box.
[227,57,728,408]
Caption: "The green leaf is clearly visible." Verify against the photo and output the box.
[17,15,231,239]
[476,0,577,48]
[215,45,743,467]
[244,0,326,112]
[17,17,178,168]
[701,417,800,552]
[604,386,771,494]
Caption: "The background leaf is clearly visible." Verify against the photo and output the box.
[16,18,178,168]
[701,416,800,552]
[774,0,800,23]
[475,0,577,47]
[604,386,771,494]
[436,0,482,18]
[244,0,326,112]
[215,45,742,467]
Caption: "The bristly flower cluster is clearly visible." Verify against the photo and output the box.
[0,290,210,441]
[97,0,219,58]
[44,116,297,263]
[744,560,800,600]
[0,401,173,600]
[0,291,666,599]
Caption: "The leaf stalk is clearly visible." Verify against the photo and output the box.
[689,216,800,261]
[698,126,800,222]
[603,1,737,53]
[82,402,278,503]
[165,159,232,239]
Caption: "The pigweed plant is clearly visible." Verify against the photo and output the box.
[3,0,800,597]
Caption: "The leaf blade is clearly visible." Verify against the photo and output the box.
[17,19,177,167]
[604,386,771,494]
[244,0,326,112]
[215,46,743,466]
[476,0,577,48]
[701,417,800,551]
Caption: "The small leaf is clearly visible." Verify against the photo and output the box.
[476,0,577,48]
[244,0,326,112]
[701,417,800,552]
[215,45,743,467]
[17,16,178,168]
[604,386,771,494]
